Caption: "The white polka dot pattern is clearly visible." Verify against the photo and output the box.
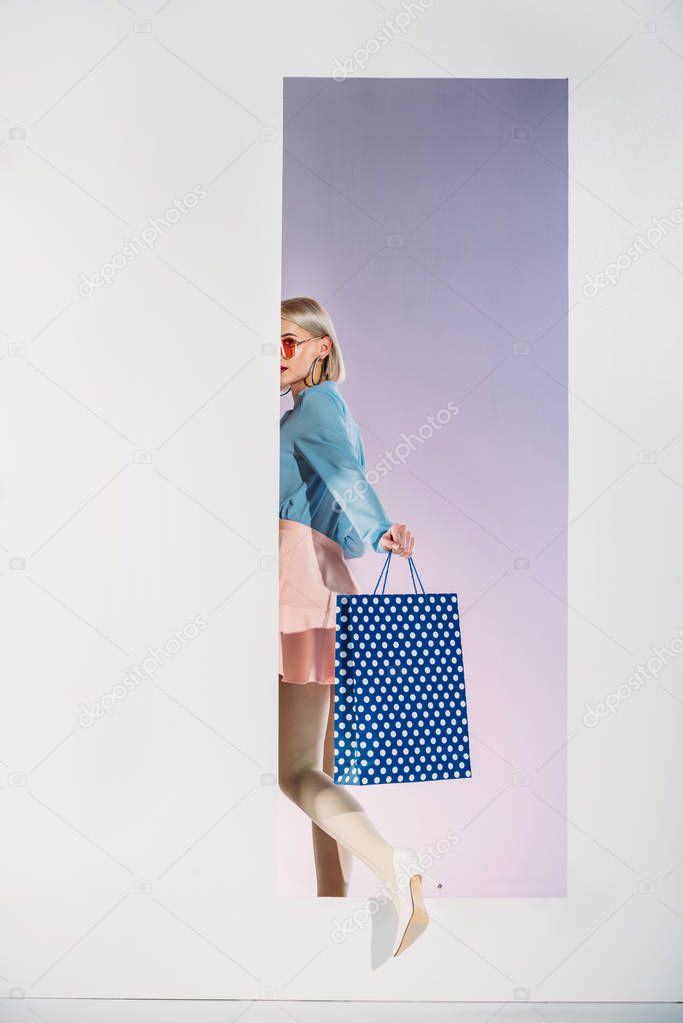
[333,591,472,785]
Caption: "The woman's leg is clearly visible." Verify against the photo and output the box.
[311,683,354,896]
[278,677,395,886]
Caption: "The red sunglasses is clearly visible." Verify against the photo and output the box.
[280,334,326,360]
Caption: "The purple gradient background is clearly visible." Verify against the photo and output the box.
[279,78,568,897]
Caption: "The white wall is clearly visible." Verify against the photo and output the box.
[1,0,682,1002]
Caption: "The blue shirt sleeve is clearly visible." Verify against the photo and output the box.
[293,388,393,554]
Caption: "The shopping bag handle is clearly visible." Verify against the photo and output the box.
[372,551,426,596]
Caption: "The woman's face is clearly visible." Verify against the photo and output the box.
[281,317,332,390]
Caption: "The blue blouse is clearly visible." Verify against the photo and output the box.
[280,380,393,559]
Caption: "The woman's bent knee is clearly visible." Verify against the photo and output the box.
[278,767,311,806]
[278,771,300,804]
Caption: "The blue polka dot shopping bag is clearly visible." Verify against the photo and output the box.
[334,552,472,786]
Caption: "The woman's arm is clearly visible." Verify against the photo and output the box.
[293,387,394,553]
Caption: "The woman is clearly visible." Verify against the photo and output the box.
[278,296,442,958]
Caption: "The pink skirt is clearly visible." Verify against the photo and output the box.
[279,518,361,685]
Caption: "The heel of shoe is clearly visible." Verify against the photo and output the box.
[394,847,445,890]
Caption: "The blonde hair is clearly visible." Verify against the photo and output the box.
[281,296,346,384]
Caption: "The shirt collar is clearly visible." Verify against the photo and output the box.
[295,380,337,405]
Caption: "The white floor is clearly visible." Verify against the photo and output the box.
[0,1002,681,1021]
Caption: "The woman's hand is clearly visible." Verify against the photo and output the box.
[379,523,415,558]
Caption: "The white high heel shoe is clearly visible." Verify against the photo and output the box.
[385,846,444,957]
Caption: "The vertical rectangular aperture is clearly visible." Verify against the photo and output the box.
[279,77,568,897]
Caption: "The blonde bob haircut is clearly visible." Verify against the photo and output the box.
[281,296,346,384]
